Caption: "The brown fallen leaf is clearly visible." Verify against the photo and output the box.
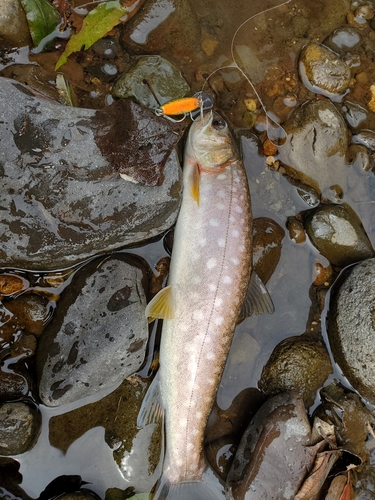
[93,99,187,186]
[295,450,343,500]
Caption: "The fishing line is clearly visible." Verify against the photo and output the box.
[201,0,292,146]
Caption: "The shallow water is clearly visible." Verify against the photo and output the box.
[1,0,375,497]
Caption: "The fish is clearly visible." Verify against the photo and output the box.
[139,111,273,499]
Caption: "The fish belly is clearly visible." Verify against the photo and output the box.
[159,160,252,484]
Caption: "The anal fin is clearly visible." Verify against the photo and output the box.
[137,371,163,428]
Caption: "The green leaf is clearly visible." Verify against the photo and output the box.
[55,0,126,71]
[20,0,61,47]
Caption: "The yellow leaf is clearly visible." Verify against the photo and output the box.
[55,0,126,71]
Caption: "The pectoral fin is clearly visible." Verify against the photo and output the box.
[190,164,200,205]
[240,271,274,319]
[145,285,174,323]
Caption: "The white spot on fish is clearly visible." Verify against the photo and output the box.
[214,297,223,307]
[235,206,243,213]
[206,258,217,269]
[218,238,226,247]
[208,283,217,292]
[217,173,227,180]
[231,257,240,265]
[209,218,219,227]
[218,190,226,198]
[198,237,207,247]
[193,309,204,320]
[192,275,201,285]
[239,244,246,252]
[223,276,232,284]
[216,203,225,210]
[229,215,235,223]
[215,315,224,326]
[206,351,215,360]
[232,229,240,238]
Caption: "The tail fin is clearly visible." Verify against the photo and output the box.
[153,469,224,500]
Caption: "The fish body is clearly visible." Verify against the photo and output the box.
[145,112,253,492]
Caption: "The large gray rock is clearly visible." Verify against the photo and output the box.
[0,77,182,271]
[328,258,375,405]
[37,254,150,407]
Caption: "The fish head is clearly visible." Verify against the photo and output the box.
[185,111,237,170]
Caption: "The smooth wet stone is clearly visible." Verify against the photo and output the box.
[278,99,350,197]
[328,258,375,405]
[304,203,374,267]
[0,77,183,271]
[1,294,49,338]
[342,101,368,128]
[324,26,362,54]
[112,55,190,109]
[0,0,32,47]
[37,254,150,407]
[252,218,285,284]
[226,391,314,500]
[352,129,375,151]
[299,43,351,101]
[259,335,332,408]
[0,402,41,455]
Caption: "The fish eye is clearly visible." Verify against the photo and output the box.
[212,118,226,130]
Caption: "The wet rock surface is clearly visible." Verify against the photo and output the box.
[304,203,374,267]
[0,77,183,271]
[226,391,314,500]
[112,55,190,108]
[328,258,375,405]
[0,402,41,455]
[37,254,150,407]
[299,43,351,100]
[278,99,350,197]
[0,0,32,47]
[259,335,333,408]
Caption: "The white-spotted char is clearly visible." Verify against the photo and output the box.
[144,112,253,496]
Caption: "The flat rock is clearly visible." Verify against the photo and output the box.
[0,77,182,271]
[278,99,350,198]
[37,254,150,407]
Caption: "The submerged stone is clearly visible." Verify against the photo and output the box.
[299,43,351,101]
[278,99,350,198]
[0,77,183,271]
[328,258,375,405]
[226,391,314,500]
[37,254,150,407]
[304,203,374,267]
[259,335,332,408]
[112,55,190,109]
[0,402,41,455]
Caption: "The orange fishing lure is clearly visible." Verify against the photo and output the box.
[155,92,215,122]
